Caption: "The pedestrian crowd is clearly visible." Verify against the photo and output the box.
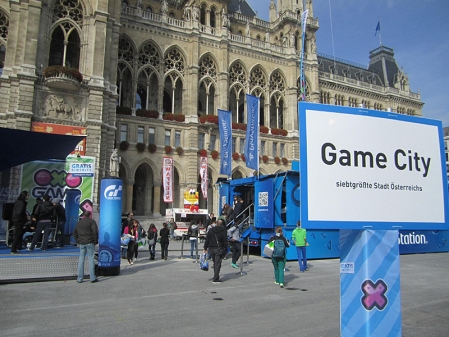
[10,190,309,287]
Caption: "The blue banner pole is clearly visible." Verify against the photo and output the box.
[97,178,123,276]
[340,230,402,337]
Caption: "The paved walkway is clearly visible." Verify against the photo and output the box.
[0,250,448,337]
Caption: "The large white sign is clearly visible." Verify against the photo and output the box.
[299,103,449,230]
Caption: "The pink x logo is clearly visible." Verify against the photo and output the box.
[361,279,388,311]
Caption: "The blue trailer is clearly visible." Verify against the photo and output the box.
[218,161,449,260]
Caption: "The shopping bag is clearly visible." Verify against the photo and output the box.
[263,241,274,258]
[121,235,131,245]
[137,238,148,251]
[200,253,209,271]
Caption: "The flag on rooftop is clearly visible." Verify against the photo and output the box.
[375,21,380,36]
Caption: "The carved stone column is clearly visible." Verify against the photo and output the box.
[125,179,134,213]
[153,181,162,217]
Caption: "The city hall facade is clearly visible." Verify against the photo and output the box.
[0,0,423,217]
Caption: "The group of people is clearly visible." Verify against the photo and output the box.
[10,189,307,286]
[8,190,96,283]
[10,191,66,254]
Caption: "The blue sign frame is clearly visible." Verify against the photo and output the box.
[299,102,449,230]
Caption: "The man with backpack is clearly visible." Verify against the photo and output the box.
[291,220,308,272]
[268,227,290,288]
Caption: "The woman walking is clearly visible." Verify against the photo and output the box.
[159,222,170,260]
[133,220,145,262]
[124,220,138,265]
[148,223,158,260]
[268,227,290,288]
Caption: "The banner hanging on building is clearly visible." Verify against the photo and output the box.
[218,109,232,176]
[245,94,260,171]
[200,156,208,199]
[31,122,87,156]
[162,157,173,203]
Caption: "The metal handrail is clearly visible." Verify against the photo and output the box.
[226,203,253,228]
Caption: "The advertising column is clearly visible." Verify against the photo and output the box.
[98,178,123,276]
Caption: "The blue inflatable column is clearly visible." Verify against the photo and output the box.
[98,178,123,276]
[340,230,402,337]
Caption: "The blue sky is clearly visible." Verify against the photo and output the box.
[246,0,449,127]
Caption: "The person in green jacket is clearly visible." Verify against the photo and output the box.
[291,220,308,272]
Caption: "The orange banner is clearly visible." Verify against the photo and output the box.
[31,122,87,155]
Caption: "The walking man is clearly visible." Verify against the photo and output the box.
[74,210,98,283]
[203,219,228,284]
[291,220,308,272]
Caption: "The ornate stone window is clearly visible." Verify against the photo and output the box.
[229,61,247,123]
[265,70,286,128]
[200,4,206,25]
[164,48,185,114]
[0,10,9,74]
[229,62,246,87]
[118,36,135,65]
[164,48,184,75]
[249,66,267,91]
[269,70,285,93]
[117,36,136,108]
[199,55,217,115]
[138,41,160,69]
[199,55,217,81]
[49,0,83,69]
[210,7,217,28]
[0,10,9,42]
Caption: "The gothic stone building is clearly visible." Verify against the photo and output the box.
[0,0,423,217]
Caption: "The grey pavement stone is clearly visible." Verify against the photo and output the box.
[0,251,447,337]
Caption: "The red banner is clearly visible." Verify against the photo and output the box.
[163,157,173,203]
[199,156,208,199]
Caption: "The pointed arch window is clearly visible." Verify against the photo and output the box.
[200,5,206,25]
[49,0,83,69]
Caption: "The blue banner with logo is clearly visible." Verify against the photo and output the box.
[245,94,259,171]
[340,230,402,337]
[98,178,123,269]
[218,109,232,176]
[254,178,274,229]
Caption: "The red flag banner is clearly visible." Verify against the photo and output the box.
[163,157,174,203]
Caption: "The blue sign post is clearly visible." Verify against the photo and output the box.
[299,102,449,337]
[98,178,123,276]
[340,230,402,336]
[65,188,81,245]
